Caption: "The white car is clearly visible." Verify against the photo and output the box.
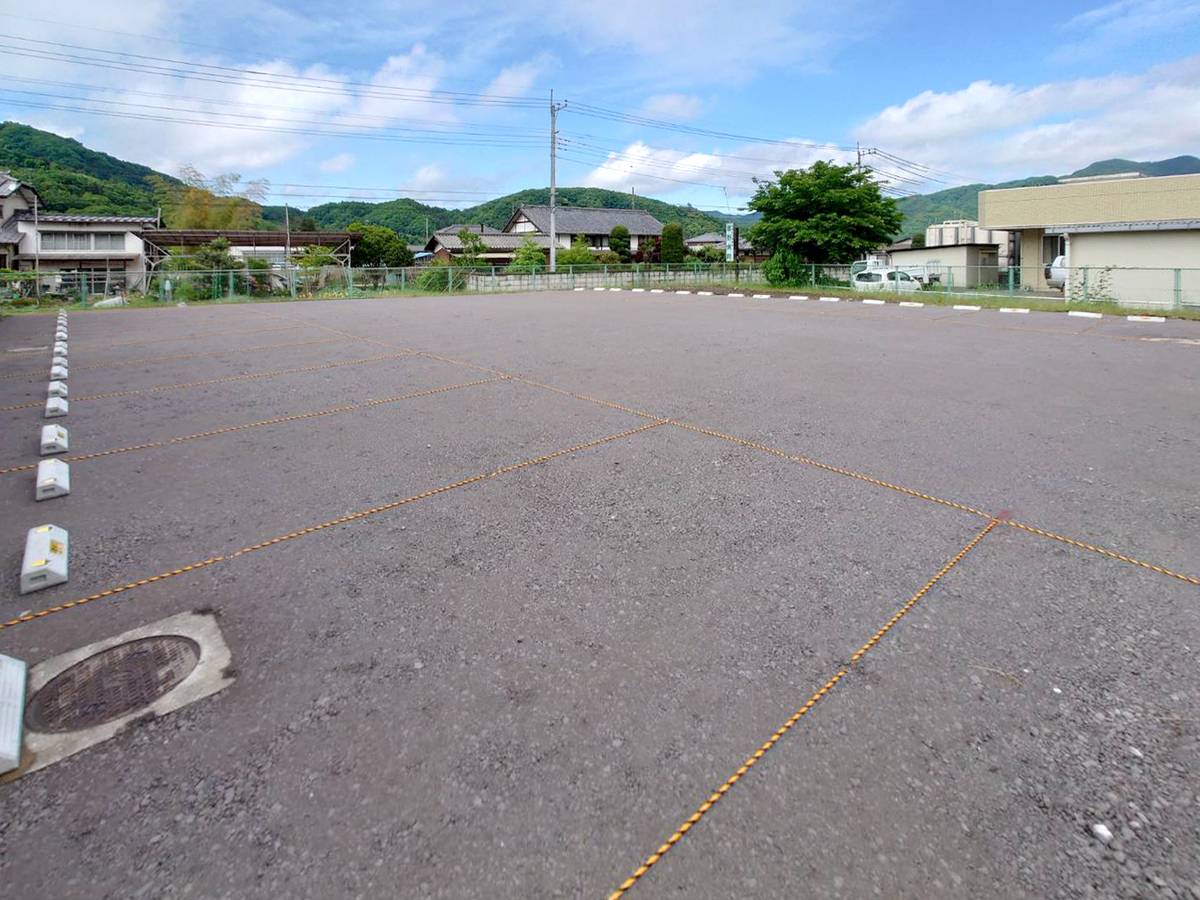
[851,268,922,293]
[1045,255,1068,291]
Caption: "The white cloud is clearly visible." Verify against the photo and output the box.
[319,152,356,173]
[1055,0,1200,61]
[578,139,852,203]
[483,56,552,100]
[640,94,705,121]
[853,56,1200,183]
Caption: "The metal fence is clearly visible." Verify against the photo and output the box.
[848,263,1200,310]
[6,261,1197,311]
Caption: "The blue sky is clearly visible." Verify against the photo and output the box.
[2,0,1199,211]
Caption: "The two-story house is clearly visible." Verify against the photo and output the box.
[0,171,156,294]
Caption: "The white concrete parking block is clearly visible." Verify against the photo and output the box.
[953,304,981,311]
[40,424,69,455]
[1000,307,1030,314]
[650,289,664,293]
[0,654,26,775]
[697,291,713,296]
[863,299,886,305]
[675,290,691,295]
[47,380,68,399]
[35,459,70,501]
[899,301,924,307]
[608,287,622,292]
[20,524,69,594]
[50,365,68,380]
[789,295,808,300]
[1127,315,1166,322]
[631,288,645,293]
[752,294,771,299]
[728,293,745,298]
[573,287,585,291]
[819,296,839,302]
[1068,310,1103,319]
[44,397,68,418]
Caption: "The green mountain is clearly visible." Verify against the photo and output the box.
[283,187,725,243]
[894,155,1200,238]
[1068,155,1200,178]
[5,122,1197,245]
[0,121,172,216]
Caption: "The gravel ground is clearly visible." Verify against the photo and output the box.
[0,292,1196,899]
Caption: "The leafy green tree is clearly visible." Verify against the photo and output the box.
[194,237,238,270]
[348,222,414,267]
[298,215,318,231]
[910,233,926,248]
[556,237,596,266]
[660,223,685,263]
[506,237,546,273]
[455,228,488,267]
[747,162,902,264]
[297,246,337,268]
[609,225,631,262]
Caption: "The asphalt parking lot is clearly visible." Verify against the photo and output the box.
[1,291,1197,899]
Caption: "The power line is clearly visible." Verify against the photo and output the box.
[1,74,542,134]
[0,87,545,144]
[0,96,545,148]
[3,35,544,106]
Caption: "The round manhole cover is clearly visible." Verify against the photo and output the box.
[26,635,201,733]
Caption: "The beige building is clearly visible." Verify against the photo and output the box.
[887,243,1000,287]
[925,219,1013,269]
[978,172,1200,305]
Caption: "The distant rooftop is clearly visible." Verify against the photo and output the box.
[13,211,158,225]
[509,205,663,236]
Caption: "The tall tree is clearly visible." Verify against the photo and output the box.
[609,224,631,262]
[747,161,902,264]
[348,221,414,267]
[660,223,685,263]
[151,166,267,230]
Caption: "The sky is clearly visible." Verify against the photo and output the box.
[1,0,1199,212]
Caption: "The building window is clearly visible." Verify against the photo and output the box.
[93,233,125,250]
[41,232,93,251]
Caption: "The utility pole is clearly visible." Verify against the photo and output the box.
[549,89,567,272]
[33,193,40,299]
[855,142,862,173]
[284,204,292,264]
[631,186,636,209]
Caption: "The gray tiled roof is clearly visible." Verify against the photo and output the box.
[435,223,504,234]
[685,232,724,244]
[0,214,21,244]
[511,205,663,236]
[13,211,157,225]
[429,233,552,251]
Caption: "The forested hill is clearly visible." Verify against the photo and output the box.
[0,121,171,215]
[283,188,726,243]
[4,121,1196,242]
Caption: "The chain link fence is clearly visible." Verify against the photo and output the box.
[6,261,1198,312]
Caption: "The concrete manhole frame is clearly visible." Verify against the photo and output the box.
[2,610,234,781]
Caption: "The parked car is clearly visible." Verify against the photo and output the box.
[1045,255,1067,291]
[851,268,922,293]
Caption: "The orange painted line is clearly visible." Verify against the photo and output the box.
[607,519,998,898]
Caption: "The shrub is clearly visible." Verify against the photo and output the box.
[415,262,467,292]
[762,248,812,285]
[660,223,685,263]
[609,225,631,262]
[556,237,595,266]
[507,236,546,274]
